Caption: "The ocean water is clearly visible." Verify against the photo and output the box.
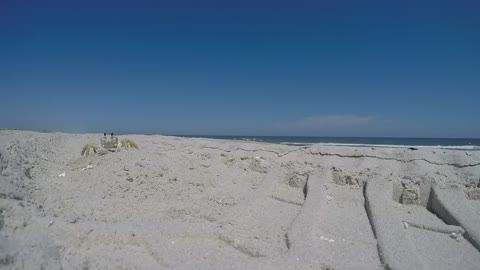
[177,136,480,150]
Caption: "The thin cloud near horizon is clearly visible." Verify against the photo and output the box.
[297,115,375,129]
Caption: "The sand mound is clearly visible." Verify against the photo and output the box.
[1,130,480,269]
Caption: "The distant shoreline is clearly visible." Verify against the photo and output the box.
[1,129,479,150]
[175,135,480,150]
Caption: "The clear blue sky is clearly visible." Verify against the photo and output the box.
[1,1,479,137]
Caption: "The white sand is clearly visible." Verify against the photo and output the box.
[1,130,480,269]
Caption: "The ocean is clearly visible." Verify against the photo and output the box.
[176,136,480,150]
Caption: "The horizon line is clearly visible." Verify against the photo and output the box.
[2,128,480,140]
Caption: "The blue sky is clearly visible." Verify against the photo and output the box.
[1,1,479,137]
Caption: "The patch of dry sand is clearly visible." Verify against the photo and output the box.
[1,130,480,269]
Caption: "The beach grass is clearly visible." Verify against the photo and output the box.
[81,144,98,156]
[121,139,138,150]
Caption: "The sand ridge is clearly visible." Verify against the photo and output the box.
[1,130,480,269]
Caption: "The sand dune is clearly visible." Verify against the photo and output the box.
[1,130,480,269]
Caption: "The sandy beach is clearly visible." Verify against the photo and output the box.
[1,130,480,269]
